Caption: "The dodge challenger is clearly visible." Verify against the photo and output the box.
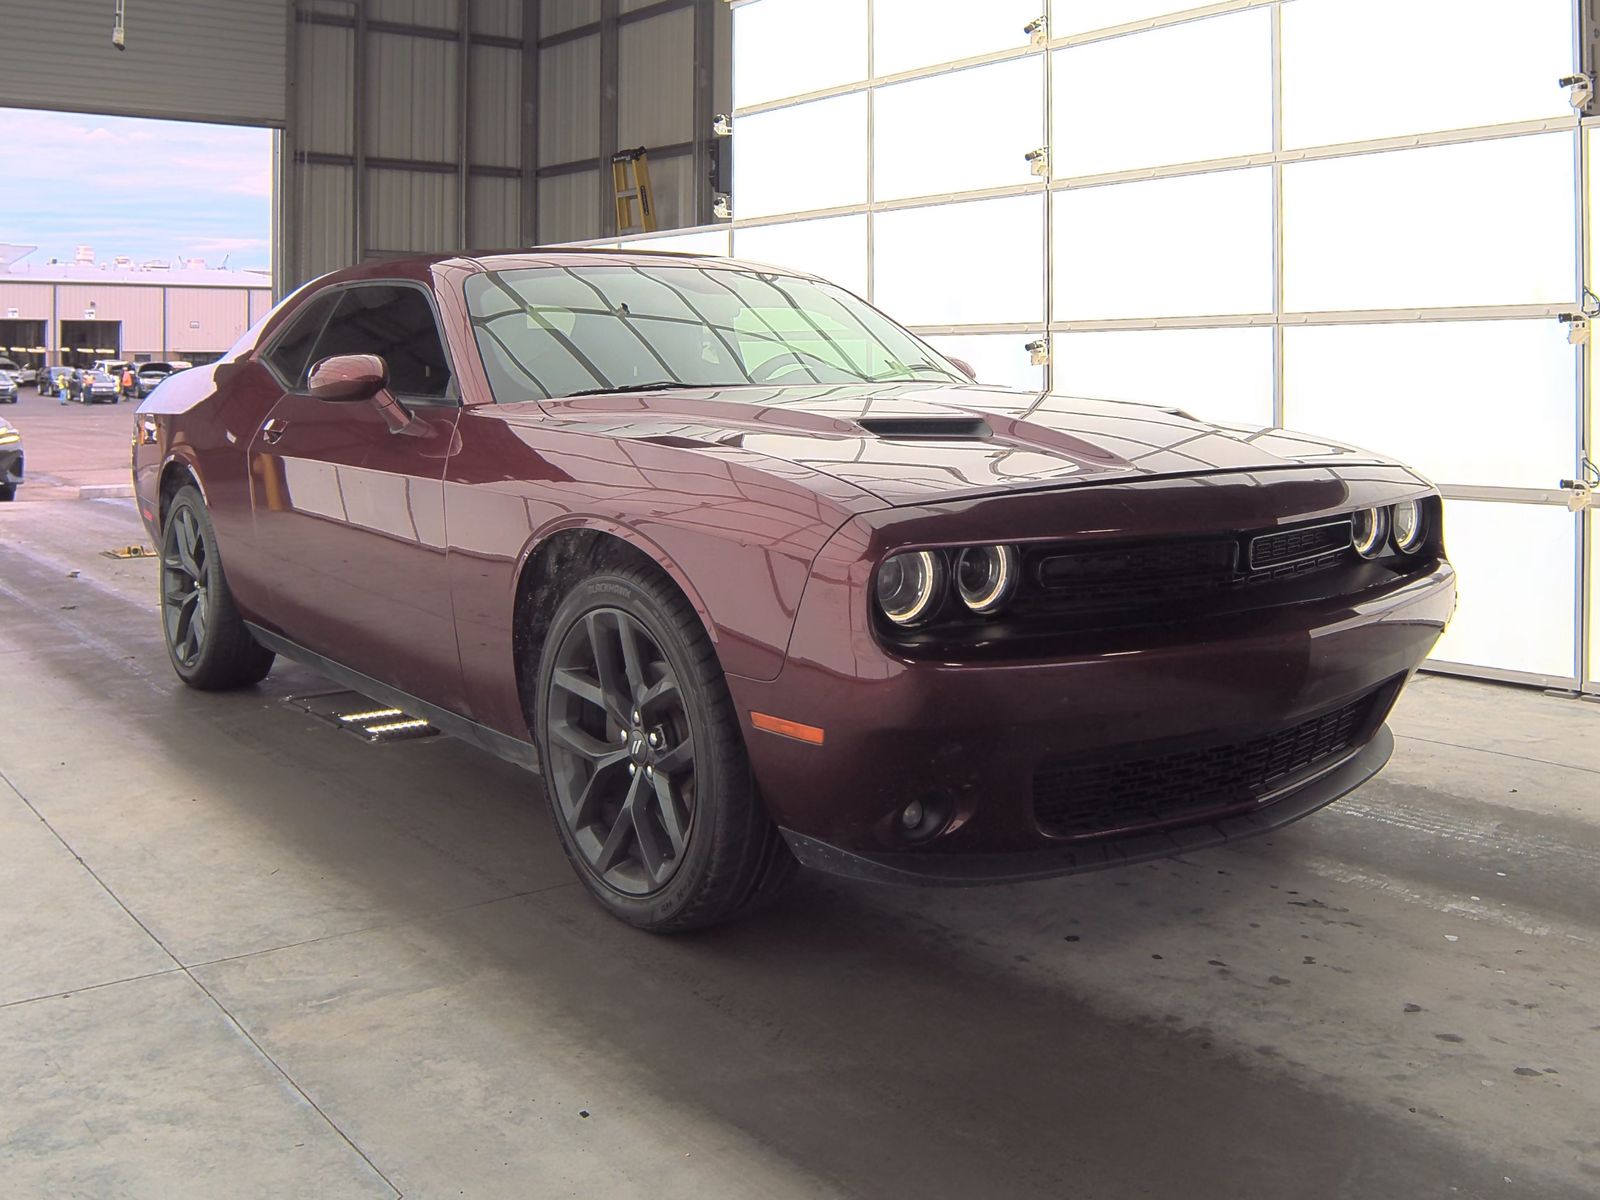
[132,250,1456,931]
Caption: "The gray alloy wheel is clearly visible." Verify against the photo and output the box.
[159,485,275,690]
[545,606,697,897]
[536,565,797,932]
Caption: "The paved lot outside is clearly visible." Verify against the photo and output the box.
[1,435,1598,1197]
[3,384,141,501]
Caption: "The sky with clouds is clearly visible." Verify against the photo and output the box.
[0,108,272,270]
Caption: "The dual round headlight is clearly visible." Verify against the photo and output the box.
[875,544,1020,627]
[1351,501,1427,559]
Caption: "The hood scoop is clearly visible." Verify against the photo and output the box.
[857,416,992,441]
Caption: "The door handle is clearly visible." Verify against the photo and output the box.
[261,417,289,445]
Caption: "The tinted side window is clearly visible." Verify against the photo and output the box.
[308,285,453,400]
[264,291,338,387]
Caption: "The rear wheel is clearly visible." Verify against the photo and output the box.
[159,485,274,690]
[535,566,795,932]
[0,483,15,502]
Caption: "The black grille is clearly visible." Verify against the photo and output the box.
[1028,538,1241,612]
[1249,520,1352,570]
[1032,692,1376,839]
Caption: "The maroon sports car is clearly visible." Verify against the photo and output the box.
[133,250,1456,931]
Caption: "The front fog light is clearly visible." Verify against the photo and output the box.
[955,544,1019,614]
[1391,500,1425,553]
[1350,507,1389,559]
[876,550,945,627]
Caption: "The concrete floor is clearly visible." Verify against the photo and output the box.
[2,493,1599,1200]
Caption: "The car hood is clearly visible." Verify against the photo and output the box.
[500,382,1395,508]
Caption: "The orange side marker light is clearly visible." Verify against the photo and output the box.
[750,711,825,745]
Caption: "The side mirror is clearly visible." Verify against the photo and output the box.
[307,353,387,402]
[947,356,978,383]
[307,353,415,434]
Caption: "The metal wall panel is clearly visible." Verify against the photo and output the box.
[619,8,695,148]
[0,0,287,126]
[473,0,524,38]
[53,286,163,352]
[0,284,53,323]
[544,0,602,35]
[297,21,356,156]
[368,170,458,253]
[165,289,254,354]
[369,0,460,27]
[295,163,356,282]
[539,171,603,243]
[470,176,523,246]
[470,45,524,168]
[368,31,460,161]
[539,36,602,164]
[250,291,276,325]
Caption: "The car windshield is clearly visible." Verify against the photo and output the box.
[464,262,967,403]
[140,364,174,376]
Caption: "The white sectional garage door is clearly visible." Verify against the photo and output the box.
[0,0,287,126]
[608,0,1599,695]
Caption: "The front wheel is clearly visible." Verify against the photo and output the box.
[159,485,274,689]
[535,566,795,932]
[0,483,15,501]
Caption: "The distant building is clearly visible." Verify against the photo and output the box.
[0,246,272,369]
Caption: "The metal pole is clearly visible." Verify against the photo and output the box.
[353,0,368,263]
[458,0,472,247]
[521,0,541,245]
[691,0,715,225]
[1271,0,1285,430]
[599,0,620,236]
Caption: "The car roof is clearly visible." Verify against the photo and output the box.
[306,246,819,287]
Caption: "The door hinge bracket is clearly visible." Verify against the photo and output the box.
[1559,458,1600,512]
[1560,312,1591,345]
[1024,15,1048,47]
[1025,337,1051,367]
[1024,146,1050,177]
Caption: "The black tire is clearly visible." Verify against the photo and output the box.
[0,483,15,502]
[534,565,796,932]
[159,485,275,690]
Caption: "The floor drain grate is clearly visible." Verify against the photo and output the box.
[285,690,440,744]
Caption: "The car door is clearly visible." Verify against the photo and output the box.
[249,281,468,712]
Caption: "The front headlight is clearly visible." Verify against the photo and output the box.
[0,429,19,444]
[876,550,945,627]
[954,545,1020,614]
[1391,500,1425,553]
[1350,507,1389,559]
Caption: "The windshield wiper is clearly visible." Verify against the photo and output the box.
[562,380,693,398]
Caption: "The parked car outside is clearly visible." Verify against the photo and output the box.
[0,375,17,404]
[75,369,120,404]
[0,416,22,500]
[37,366,72,395]
[133,360,189,398]
[132,250,1457,932]
[0,356,22,385]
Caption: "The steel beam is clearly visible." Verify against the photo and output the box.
[599,0,620,235]
[352,0,368,262]
[522,0,540,244]
[459,0,472,247]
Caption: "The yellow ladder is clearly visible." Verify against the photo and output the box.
[612,147,657,235]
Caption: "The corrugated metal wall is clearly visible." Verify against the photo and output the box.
[165,290,255,354]
[284,0,530,284]
[533,0,728,243]
[0,0,288,126]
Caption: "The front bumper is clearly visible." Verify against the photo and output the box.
[727,506,1454,877]
[781,725,1392,885]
